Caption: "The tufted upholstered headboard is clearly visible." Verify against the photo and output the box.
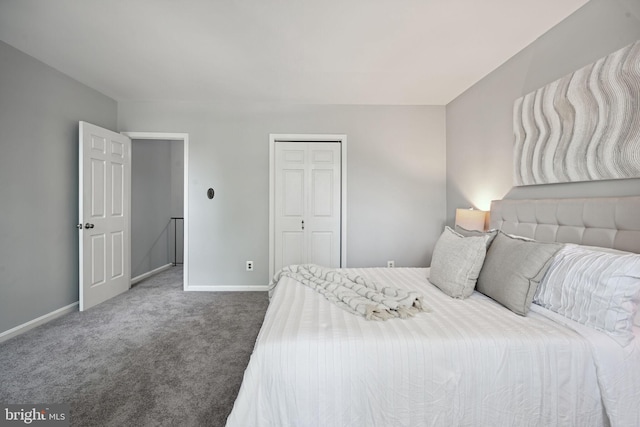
[489,196,640,254]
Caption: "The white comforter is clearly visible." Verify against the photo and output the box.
[226,268,640,427]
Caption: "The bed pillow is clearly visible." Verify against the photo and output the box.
[454,226,498,247]
[534,244,640,346]
[477,232,561,316]
[429,226,490,299]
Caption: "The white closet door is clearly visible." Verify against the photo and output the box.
[274,142,341,272]
[275,144,306,270]
[306,143,341,268]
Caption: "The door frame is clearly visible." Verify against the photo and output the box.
[121,131,190,290]
[269,133,347,279]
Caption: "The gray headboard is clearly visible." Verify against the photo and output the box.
[489,196,640,254]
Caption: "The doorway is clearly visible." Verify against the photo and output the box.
[268,134,348,278]
[122,132,189,289]
[130,138,184,283]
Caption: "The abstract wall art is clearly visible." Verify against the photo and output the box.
[513,40,640,186]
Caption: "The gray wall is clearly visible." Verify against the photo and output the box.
[131,139,171,278]
[171,141,184,218]
[446,0,640,226]
[118,103,446,287]
[171,141,184,264]
[0,41,117,333]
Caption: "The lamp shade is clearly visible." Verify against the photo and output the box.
[455,208,487,232]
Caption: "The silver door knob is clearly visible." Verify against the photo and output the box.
[76,223,83,229]
[85,223,95,229]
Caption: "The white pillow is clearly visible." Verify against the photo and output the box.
[534,244,640,346]
[429,226,489,299]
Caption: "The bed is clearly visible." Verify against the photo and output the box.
[226,196,640,427]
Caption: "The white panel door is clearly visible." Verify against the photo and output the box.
[307,143,341,267]
[274,142,341,272]
[79,121,131,311]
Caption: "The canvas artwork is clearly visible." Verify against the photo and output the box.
[513,40,640,186]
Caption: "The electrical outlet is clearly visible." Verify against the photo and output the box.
[387,260,395,268]
[246,261,254,271]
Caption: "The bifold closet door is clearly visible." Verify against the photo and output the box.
[274,142,341,272]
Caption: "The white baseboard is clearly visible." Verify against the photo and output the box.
[131,263,173,285]
[0,302,79,343]
[185,284,269,292]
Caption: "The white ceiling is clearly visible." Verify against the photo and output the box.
[0,0,589,105]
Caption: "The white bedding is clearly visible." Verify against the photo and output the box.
[529,305,640,427]
[226,268,639,427]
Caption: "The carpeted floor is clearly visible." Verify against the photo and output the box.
[0,267,269,426]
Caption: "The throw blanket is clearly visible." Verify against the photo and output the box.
[269,264,428,321]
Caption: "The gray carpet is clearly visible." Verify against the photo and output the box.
[0,267,269,427]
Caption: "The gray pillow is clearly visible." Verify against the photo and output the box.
[454,226,498,247]
[429,226,490,299]
[476,231,561,316]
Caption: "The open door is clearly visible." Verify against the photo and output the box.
[78,121,131,311]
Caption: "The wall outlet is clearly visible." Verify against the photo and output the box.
[387,260,395,268]
[246,261,254,271]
